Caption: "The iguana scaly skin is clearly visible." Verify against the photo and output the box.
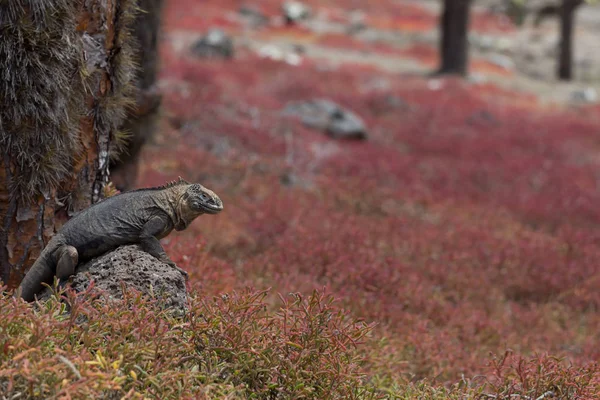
[17,178,223,301]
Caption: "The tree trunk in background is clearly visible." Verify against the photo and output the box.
[558,0,583,80]
[438,0,473,76]
[0,0,139,290]
[111,0,165,192]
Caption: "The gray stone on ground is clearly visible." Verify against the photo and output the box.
[191,29,234,59]
[283,99,367,140]
[466,109,499,126]
[346,10,367,35]
[369,94,409,114]
[39,245,188,311]
[282,1,311,24]
[239,5,269,27]
[571,88,598,104]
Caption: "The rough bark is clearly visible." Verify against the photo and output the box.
[438,0,473,76]
[558,0,583,81]
[111,0,165,192]
[0,0,138,290]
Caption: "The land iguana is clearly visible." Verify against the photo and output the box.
[16,178,223,301]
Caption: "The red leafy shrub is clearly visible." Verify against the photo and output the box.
[318,34,404,56]
[486,351,600,399]
[471,10,516,34]
[7,0,600,397]
[125,0,600,394]
[0,288,379,399]
[471,59,515,77]
[145,33,600,385]
[398,44,438,67]
[163,0,242,32]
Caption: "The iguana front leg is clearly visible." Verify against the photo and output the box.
[139,216,189,280]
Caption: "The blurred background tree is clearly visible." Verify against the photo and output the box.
[558,0,584,80]
[438,0,598,81]
[438,0,474,75]
[112,0,164,192]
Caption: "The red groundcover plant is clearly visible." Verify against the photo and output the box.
[5,0,600,398]
[0,286,379,399]
[2,286,599,399]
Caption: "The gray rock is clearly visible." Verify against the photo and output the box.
[466,110,499,126]
[191,29,234,59]
[39,245,188,312]
[347,10,367,34]
[571,88,598,104]
[282,1,311,24]
[280,171,299,186]
[473,35,496,52]
[283,99,367,140]
[239,5,269,27]
[368,94,409,115]
[489,54,515,71]
[383,94,409,110]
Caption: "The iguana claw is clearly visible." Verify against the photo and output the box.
[167,261,189,281]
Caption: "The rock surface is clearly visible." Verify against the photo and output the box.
[571,88,598,104]
[282,1,311,24]
[239,5,269,27]
[191,29,234,59]
[283,99,367,140]
[39,245,188,311]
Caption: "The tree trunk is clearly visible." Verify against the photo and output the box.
[111,0,165,192]
[557,0,582,81]
[438,0,473,76]
[0,0,139,290]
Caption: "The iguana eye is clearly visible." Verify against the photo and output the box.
[200,193,210,201]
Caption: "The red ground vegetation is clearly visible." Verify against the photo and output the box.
[133,0,600,392]
[4,0,598,397]
[163,0,515,35]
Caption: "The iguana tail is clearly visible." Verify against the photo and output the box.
[16,246,56,302]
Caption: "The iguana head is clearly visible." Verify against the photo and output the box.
[174,183,223,230]
[185,184,223,215]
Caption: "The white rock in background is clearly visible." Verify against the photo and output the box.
[427,79,444,91]
[571,88,598,104]
[282,1,311,23]
[489,54,516,71]
[191,29,234,59]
